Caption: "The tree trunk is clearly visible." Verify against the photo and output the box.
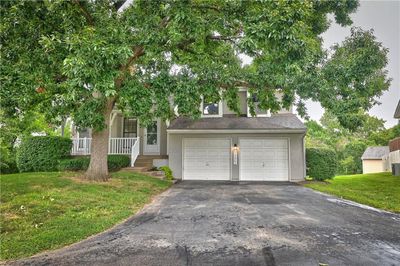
[85,99,114,181]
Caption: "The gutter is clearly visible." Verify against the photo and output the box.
[167,129,307,134]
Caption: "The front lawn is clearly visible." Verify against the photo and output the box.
[0,171,172,261]
[304,172,400,213]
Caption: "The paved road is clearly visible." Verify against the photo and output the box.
[10,182,400,266]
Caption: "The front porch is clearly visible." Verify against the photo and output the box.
[70,111,168,166]
[71,137,140,167]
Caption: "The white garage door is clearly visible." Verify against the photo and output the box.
[183,138,231,180]
[240,138,289,181]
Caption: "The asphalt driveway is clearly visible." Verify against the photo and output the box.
[10,182,400,266]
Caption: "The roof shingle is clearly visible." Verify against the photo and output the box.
[168,113,306,131]
[361,146,389,160]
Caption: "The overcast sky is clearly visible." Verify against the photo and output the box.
[307,0,399,127]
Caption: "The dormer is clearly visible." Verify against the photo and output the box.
[199,89,292,118]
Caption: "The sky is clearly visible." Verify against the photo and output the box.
[307,0,400,128]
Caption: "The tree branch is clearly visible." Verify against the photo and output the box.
[72,0,94,26]
[115,46,145,89]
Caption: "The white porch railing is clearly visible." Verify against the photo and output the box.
[71,137,140,166]
[131,137,140,167]
[71,138,92,155]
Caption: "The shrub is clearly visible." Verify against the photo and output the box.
[16,136,72,172]
[59,155,130,171]
[107,155,130,170]
[159,166,173,181]
[306,148,337,181]
[0,158,18,174]
[58,157,90,171]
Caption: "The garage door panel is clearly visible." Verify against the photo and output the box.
[183,139,231,181]
[240,138,289,181]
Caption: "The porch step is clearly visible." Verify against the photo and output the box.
[121,167,166,180]
[122,166,151,172]
[134,155,168,168]
[137,155,168,160]
[134,161,153,167]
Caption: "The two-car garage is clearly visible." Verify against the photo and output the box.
[182,138,289,181]
[167,115,306,182]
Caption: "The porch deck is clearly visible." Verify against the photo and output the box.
[71,137,140,167]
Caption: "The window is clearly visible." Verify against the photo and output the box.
[201,97,223,117]
[123,118,137,137]
[247,92,271,117]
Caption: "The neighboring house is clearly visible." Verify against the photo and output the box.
[394,100,400,124]
[361,146,390,174]
[71,89,307,182]
[382,100,400,171]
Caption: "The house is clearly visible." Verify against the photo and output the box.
[394,100,400,124]
[71,89,307,181]
[361,146,390,174]
[382,100,400,172]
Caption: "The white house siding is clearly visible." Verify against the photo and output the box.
[362,159,387,174]
[383,150,400,171]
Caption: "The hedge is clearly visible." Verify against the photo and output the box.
[306,148,338,181]
[59,155,130,171]
[0,159,18,174]
[16,136,72,172]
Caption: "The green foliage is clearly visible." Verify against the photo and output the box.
[159,166,174,181]
[59,155,130,171]
[107,155,131,171]
[306,111,392,175]
[0,153,18,174]
[306,148,338,181]
[337,141,367,174]
[58,157,90,171]
[0,0,388,132]
[16,136,72,172]
[0,110,55,174]
[369,124,400,146]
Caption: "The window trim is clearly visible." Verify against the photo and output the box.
[246,91,271,118]
[200,96,223,118]
[122,117,139,138]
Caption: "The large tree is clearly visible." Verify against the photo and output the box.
[1,0,390,180]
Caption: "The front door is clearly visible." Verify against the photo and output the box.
[144,120,160,155]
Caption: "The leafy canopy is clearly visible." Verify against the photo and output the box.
[0,0,390,131]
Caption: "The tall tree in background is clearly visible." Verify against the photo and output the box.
[306,111,398,174]
[1,0,390,180]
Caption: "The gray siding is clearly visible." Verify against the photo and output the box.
[222,91,247,115]
[110,116,167,156]
[168,133,305,182]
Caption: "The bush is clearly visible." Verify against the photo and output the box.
[58,157,90,171]
[107,155,131,170]
[306,148,337,181]
[59,155,130,171]
[16,136,72,172]
[159,166,173,181]
[0,159,18,174]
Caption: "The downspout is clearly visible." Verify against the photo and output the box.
[302,134,306,179]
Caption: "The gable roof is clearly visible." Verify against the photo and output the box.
[361,146,389,160]
[168,113,306,132]
[395,100,400,119]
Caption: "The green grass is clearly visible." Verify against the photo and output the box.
[0,171,172,261]
[304,172,400,213]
